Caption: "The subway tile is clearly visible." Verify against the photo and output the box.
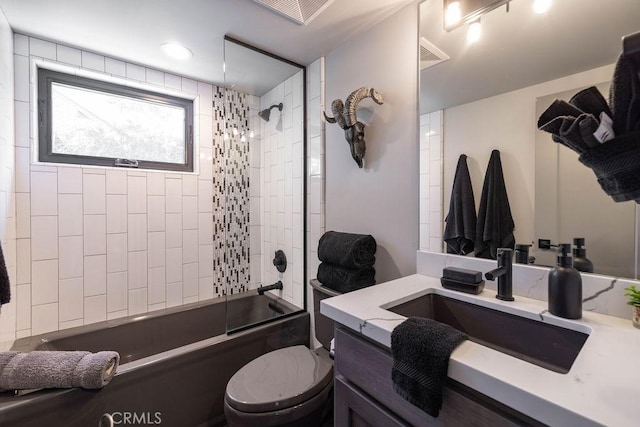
[197,82,212,108]
[107,310,129,321]
[183,296,198,305]
[81,51,105,72]
[15,147,30,193]
[164,73,181,90]
[198,150,213,181]
[59,277,83,322]
[14,34,28,55]
[106,169,127,194]
[31,216,58,260]
[16,239,30,285]
[105,58,126,77]
[181,78,198,94]
[58,167,83,194]
[32,303,58,335]
[83,174,106,215]
[58,194,82,236]
[183,196,198,230]
[83,255,106,297]
[128,251,147,289]
[145,68,164,86]
[198,245,213,278]
[166,214,182,249]
[84,295,107,325]
[30,37,56,60]
[166,248,182,283]
[147,172,165,195]
[147,195,165,231]
[106,194,127,234]
[16,193,30,238]
[182,229,198,264]
[198,180,213,213]
[126,63,145,81]
[14,54,29,102]
[199,278,213,300]
[107,271,128,313]
[182,175,198,196]
[148,267,166,305]
[183,263,198,298]
[56,45,82,66]
[14,100,29,147]
[148,303,166,312]
[59,319,84,330]
[16,284,31,330]
[107,233,127,273]
[165,178,182,213]
[32,259,58,305]
[166,282,183,307]
[127,175,146,214]
[128,288,147,315]
[127,214,147,251]
[31,172,57,216]
[147,231,166,268]
[198,213,213,245]
[84,215,106,255]
[59,236,83,279]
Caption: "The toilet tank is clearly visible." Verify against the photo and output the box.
[310,279,341,350]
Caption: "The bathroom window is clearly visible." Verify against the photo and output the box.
[37,68,194,172]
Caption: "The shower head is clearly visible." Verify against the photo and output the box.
[258,102,283,122]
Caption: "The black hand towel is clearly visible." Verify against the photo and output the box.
[318,231,376,269]
[475,150,515,259]
[316,262,375,293]
[443,154,476,255]
[0,242,10,306]
[391,317,467,418]
[569,86,613,120]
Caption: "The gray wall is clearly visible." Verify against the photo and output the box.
[325,4,419,283]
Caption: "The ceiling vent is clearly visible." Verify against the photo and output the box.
[420,37,450,70]
[251,0,335,25]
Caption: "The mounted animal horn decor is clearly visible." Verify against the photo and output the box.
[323,87,384,168]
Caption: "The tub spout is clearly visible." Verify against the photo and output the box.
[484,248,514,301]
[258,281,283,295]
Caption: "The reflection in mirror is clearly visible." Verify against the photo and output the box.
[419,0,640,279]
[222,37,306,332]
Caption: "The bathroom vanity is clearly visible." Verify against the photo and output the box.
[322,273,640,426]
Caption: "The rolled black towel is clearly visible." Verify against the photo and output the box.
[318,231,376,269]
[317,262,375,293]
[391,317,467,418]
[0,351,120,391]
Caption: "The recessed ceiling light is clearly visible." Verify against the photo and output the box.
[160,43,193,60]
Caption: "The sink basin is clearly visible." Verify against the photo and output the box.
[387,293,588,374]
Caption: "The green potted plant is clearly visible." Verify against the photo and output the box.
[624,285,640,328]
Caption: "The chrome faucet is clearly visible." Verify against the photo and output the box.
[485,248,514,301]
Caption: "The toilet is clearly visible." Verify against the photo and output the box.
[224,279,341,427]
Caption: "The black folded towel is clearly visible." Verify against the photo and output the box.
[391,317,467,418]
[569,86,613,120]
[0,242,10,307]
[444,154,476,255]
[318,231,376,269]
[475,150,515,259]
[316,262,375,293]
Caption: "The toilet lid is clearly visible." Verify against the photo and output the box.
[225,345,333,413]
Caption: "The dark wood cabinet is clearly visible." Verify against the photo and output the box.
[334,326,544,427]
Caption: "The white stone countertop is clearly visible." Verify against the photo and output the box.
[320,274,640,427]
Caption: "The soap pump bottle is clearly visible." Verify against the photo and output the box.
[572,238,594,273]
[548,243,582,319]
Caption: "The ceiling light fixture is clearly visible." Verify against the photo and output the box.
[467,19,482,43]
[445,1,462,27]
[533,0,552,14]
[160,43,193,60]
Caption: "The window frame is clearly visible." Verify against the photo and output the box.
[37,67,194,172]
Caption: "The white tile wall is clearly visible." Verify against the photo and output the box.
[419,111,444,252]
[9,34,217,338]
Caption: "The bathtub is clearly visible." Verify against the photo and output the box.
[0,292,310,427]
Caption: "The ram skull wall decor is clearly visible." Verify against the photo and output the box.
[323,87,384,168]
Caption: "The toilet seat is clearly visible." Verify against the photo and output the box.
[225,345,333,413]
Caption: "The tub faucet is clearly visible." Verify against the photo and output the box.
[258,281,283,295]
[485,248,514,301]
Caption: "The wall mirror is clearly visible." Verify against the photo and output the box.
[419,0,640,279]
[222,37,306,332]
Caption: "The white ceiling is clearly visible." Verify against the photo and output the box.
[419,0,640,113]
[0,0,415,89]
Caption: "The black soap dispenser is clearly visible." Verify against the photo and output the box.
[572,238,594,273]
[548,243,582,319]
